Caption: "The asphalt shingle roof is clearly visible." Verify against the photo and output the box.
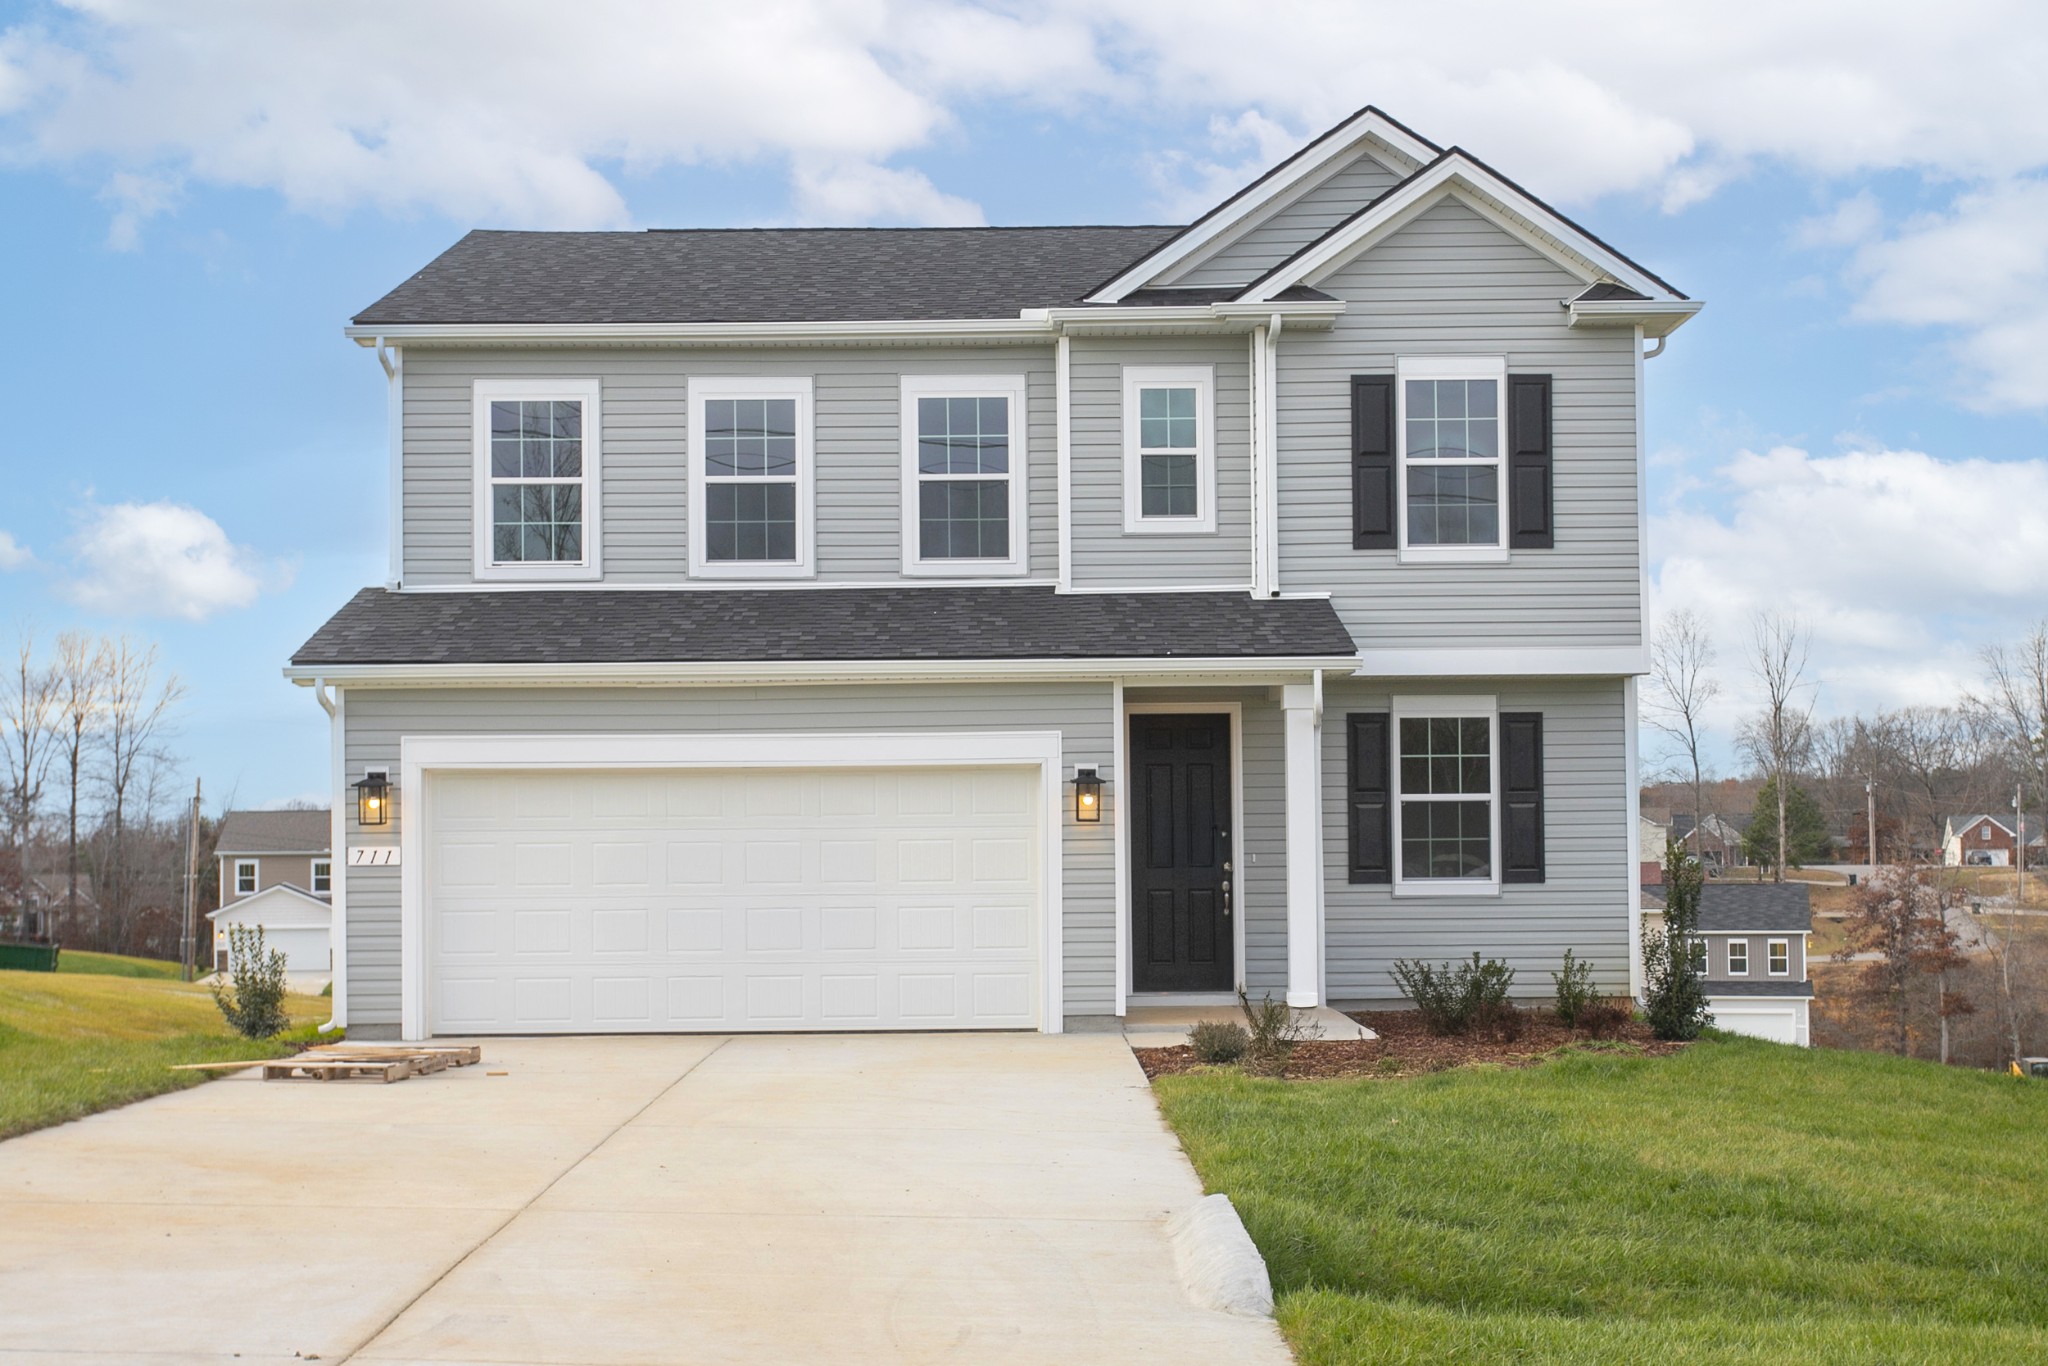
[1689,883,1812,934]
[1704,979,1815,998]
[215,809,331,856]
[291,587,1358,668]
[353,227,1186,326]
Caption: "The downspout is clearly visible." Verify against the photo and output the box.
[1262,313,1285,595]
[1249,325,1265,594]
[1313,666,1326,1001]
[314,680,347,1033]
[376,338,403,591]
[1055,331,1073,592]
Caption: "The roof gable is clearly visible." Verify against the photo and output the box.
[207,883,333,924]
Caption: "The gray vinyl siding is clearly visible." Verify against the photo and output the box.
[1068,335,1254,588]
[1705,933,1807,982]
[399,346,1057,586]
[1321,676,1632,1003]
[217,854,323,905]
[337,681,1114,1033]
[1275,197,1643,648]
[1173,151,1405,289]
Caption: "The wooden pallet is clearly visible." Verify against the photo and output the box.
[260,1043,484,1083]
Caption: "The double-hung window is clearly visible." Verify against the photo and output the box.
[688,378,814,578]
[900,375,1027,575]
[1727,938,1748,975]
[1768,939,1790,976]
[1390,695,1499,895]
[1123,365,1216,533]
[472,379,602,581]
[1688,938,1709,974]
[1397,356,1506,563]
[234,860,258,896]
[310,859,332,896]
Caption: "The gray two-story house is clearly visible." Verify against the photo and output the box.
[289,107,1698,1040]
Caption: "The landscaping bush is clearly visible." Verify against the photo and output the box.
[1551,948,1599,1026]
[1188,1019,1250,1064]
[1237,989,1323,1072]
[210,926,289,1040]
[1390,952,1517,1035]
[1576,997,1634,1039]
[1643,842,1711,1041]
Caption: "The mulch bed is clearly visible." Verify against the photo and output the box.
[1135,1008,1686,1081]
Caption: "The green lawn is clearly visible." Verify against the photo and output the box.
[1154,1038,2048,1364]
[56,949,185,979]
[0,970,331,1141]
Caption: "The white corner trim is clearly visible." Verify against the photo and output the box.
[1056,335,1074,592]
[1625,675,1644,999]
[898,373,1030,577]
[470,378,603,583]
[686,375,817,580]
[1111,678,1129,1014]
[381,342,403,590]
[1351,646,1651,679]
[395,730,1066,1041]
[1122,364,1218,535]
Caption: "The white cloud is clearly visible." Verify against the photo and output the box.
[1651,444,2048,730]
[61,501,285,621]
[789,158,983,226]
[0,530,32,568]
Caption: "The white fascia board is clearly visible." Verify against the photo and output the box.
[1351,645,1651,678]
[1037,302,1343,334]
[283,655,1360,688]
[1085,108,1440,302]
[346,318,1055,348]
[206,884,334,921]
[1239,155,1686,306]
[1569,298,1704,338]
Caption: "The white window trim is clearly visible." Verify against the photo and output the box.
[471,378,603,582]
[1122,364,1217,535]
[1767,938,1790,977]
[1727,938,1748,976]
[234,859,258,896]
[899,374,1029,577]
[1395,355,1509,565]
[310,859,332,895]
[688,376,816,580]
[1389,693,1502,898]
[1687,938,1709,974]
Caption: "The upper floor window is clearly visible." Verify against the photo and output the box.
[1397,356,1506,563]
[472,379,602,581]
[1727,938,1748,975]
[1768,939,1790,976]
[1123,365,1215,534]
[900,375,1028,575]
[1687,938,1709,975]
[689,378,814,578]
[1391,695,1498,895]
[234,860,257,896]
[310,859,332,896]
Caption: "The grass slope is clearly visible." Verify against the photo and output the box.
[0,970,329,1141]
[57,949,185,979]
[1154,1038,2048,1364]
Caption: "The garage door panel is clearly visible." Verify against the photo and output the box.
[426,767,1041,1034]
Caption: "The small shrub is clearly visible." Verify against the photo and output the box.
[211,925,290,1040]
[1237,989,1324,1071]
[1390,953,1518,1035]
[1476,1000,1526,1042]
[1576,997,1634,1040]
[1551,949,1599,1027]
[1188,1019,1250,1064]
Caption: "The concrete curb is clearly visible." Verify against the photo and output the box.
[1166,1193,1275,1318]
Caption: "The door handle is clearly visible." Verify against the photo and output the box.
[1221,880,1231,917]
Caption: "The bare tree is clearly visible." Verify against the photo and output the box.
[1837,865,1970,1058]
[52,632,110,940]
[1976,621,2048,865]
[1739,612,1816,884]
[1645,608,1721,857]
[97,637,183,935]
[1,629,61,930]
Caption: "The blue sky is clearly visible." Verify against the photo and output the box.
[2,1,2045,807]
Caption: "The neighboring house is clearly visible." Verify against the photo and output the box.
[1639,809,1670,869]
[1943,814,2018,868]
[1672,812,1744,869]
[289,106,1700,1041]
[1643,882,1812,1046]
[212,809,333,974]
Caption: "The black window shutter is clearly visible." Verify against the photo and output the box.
[1506,373,1553,550]
[1500,711,1545,883]
[1347,712,1392,883]
[1351,375,1396,549]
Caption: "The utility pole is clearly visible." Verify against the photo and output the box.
[2017,784,2027,907]
[180,777,201,982]
[1866,777,1878,881]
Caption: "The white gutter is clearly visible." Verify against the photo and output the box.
[1055,332,1073,593]
[313,680,346,1033]
[1566,298,1702,338]
[375,339,403,590]
[283,654,1361,689]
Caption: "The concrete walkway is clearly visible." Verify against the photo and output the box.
[0,1034,1290,1365]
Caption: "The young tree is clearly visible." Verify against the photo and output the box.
[1,630,60,932]
[1740,777,1831,873]
[97,637,182,935]
[1740,612,1816,883]
[1976,622,2048,880]
[52,632,110,941]
[1642,840,1710,1040]
[1646,608,1722,852]
[1837,866,1970,1058]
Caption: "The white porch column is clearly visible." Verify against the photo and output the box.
[1281,682,1324,1008]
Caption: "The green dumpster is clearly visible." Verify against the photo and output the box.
[0,940,60,972]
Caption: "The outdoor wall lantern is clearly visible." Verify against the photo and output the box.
[1074,765,1103,823]
[355,769,392,827]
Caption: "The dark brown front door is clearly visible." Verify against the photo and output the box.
[1131,713,1233,993]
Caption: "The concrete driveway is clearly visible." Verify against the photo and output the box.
[0,1034,1289,1365]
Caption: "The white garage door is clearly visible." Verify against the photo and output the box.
[1708,1002,1801,1045]
[424,766,1042,1034]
